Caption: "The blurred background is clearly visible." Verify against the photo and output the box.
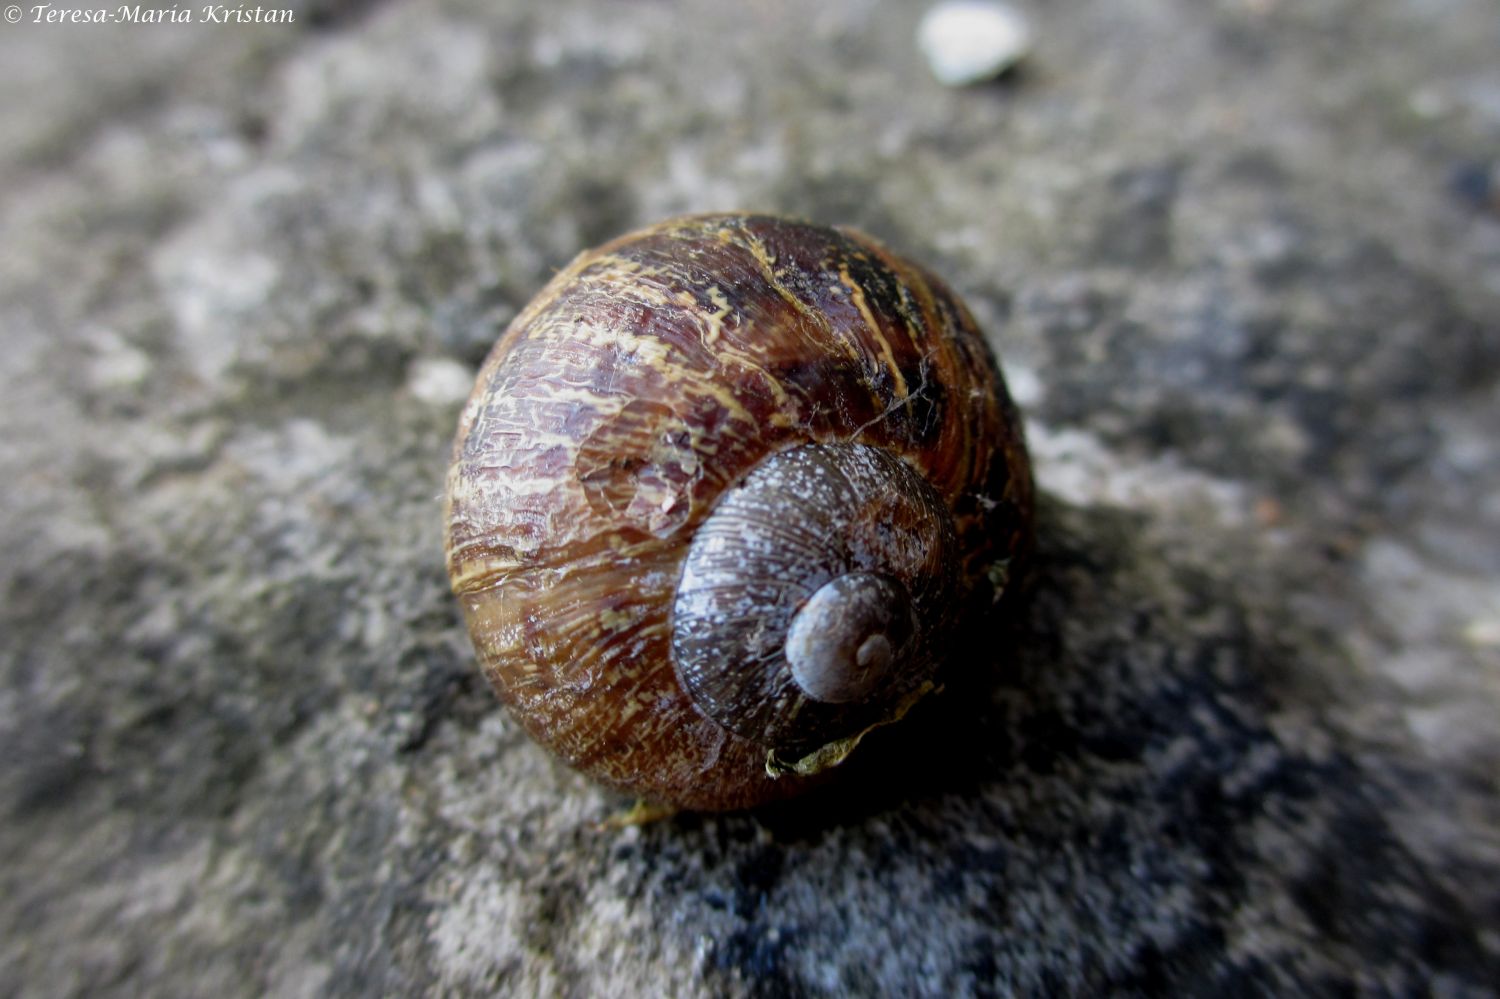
[1,0,1498,994]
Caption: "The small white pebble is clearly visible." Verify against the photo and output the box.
[917,1,1032,87]
[407,356,475,407]
[1408,87,1452,120]
[1463,617,1500,648]
[1003,363,1043,407]
[86,329,152,389]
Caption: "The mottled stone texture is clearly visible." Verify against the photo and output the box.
[1,0,1497,995]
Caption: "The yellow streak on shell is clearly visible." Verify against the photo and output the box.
[838,263,910,398]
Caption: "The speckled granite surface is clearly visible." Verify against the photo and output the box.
[2,0,1498,994]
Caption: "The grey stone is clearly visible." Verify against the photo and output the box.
[2,0,1498,995]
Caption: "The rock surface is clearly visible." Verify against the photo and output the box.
[2,0,1499,995]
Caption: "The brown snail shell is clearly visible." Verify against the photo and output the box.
[444,213,1032,811]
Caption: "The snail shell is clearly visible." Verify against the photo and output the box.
[444,213,1032,811]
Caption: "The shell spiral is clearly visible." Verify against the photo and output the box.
[444,214,1032,811]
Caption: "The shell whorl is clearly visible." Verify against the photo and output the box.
[671,443,958,757]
